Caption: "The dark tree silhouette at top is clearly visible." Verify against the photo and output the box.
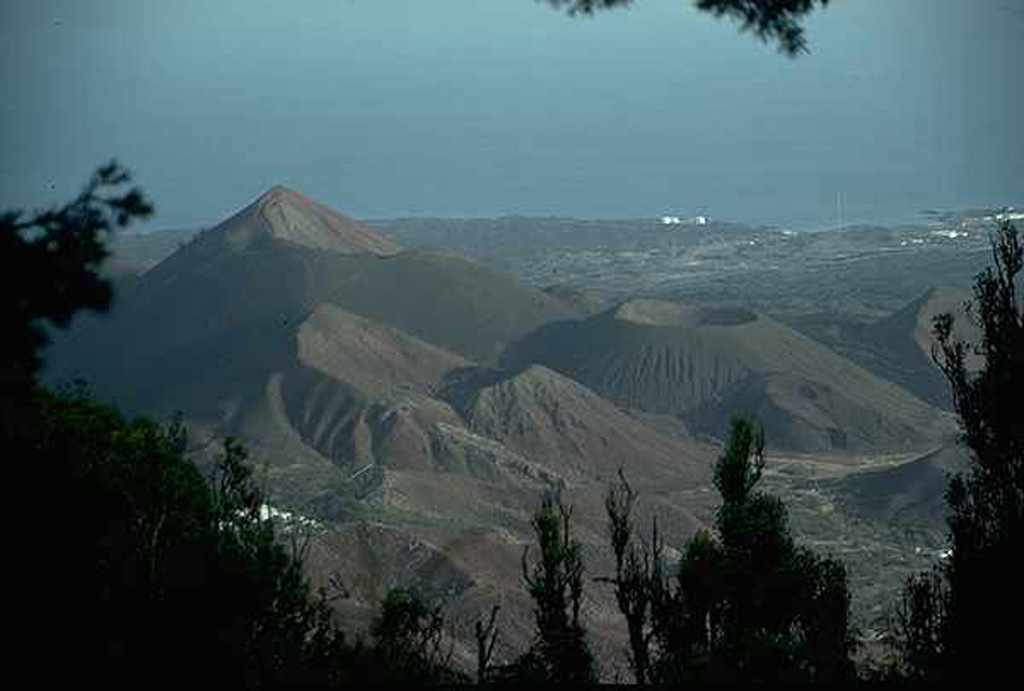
[542,0,830,54]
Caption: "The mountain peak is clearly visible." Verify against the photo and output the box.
[211,185,402,255]
[257,184,302,203]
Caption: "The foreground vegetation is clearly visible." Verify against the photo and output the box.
[893,218,1023,682]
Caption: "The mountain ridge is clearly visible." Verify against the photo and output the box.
[505,298,954,453]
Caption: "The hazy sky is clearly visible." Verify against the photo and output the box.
[2,0,1022,229]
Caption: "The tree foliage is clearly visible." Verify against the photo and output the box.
[604,470,660,683]
[22,386,349,686]
[604,419,855,682]
[897,220,1023,681]
[0,161,152,407]
[20,388,469,686]
[515,491,598,683]
[895,570,948,681]
[542,0,830,54]
[366,588,468,684]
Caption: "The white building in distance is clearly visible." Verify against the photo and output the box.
[659,215,709,227]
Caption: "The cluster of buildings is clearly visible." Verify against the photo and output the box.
[659,215,709,227]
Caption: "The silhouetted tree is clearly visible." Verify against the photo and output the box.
[542,0,830,54]
[603,469,663,684]
[517,491,598,683]
[20,379,466,688]
[21,386,352,687]
[897,219,1023,681]
[702,419,854,681]
[475,605,502,683]
[895,570,948,681]
[605,419,855,682]
[1,161,151,413]
[367,588,467,684]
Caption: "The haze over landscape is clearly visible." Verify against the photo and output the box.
[3,0,1022,228]
[4,0,1023,684]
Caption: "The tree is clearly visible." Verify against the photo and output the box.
[894,570,948,681]
[542,0,830,55]
[475,604,502,683]
[366,588,467,685]
[604,419,855,682]
[21,385,354,687]
[604,470,660,683]
[1,161,152,409]
[897,219,1023,681]
[23,385,469,687]
[690,418,854,681]
[516,491,598,683]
